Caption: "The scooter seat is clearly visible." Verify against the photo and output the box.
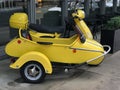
[29,23,65,34]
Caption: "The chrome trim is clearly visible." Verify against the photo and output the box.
[69,47,104,53]
[86,45,111,63]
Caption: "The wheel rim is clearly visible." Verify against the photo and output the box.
[24,64,42,81]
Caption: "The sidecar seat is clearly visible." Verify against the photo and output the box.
[29,24,65,34]
[21,30,32,40]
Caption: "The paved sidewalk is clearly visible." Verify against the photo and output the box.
[1,50,120,90]
[0,45,9,60]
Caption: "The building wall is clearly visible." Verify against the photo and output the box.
[0,0,24,45]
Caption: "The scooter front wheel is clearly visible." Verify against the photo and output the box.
[20,61,46,83]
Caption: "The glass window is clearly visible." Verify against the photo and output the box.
[36,0,61,26]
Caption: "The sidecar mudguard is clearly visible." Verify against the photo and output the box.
[10,51,52,74]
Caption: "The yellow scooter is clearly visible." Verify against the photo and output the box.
[5,9,110,83]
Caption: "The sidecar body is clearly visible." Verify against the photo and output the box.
[5,10,110,83]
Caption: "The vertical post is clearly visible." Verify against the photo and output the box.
[84,0,90,18]
[3,0,6,8]
[119,0,120,6]
[0,1,2,8]
[113,0,117,13]
[61,0,68,26]
[8,0,11,8]
[27,0,36,24]
[11,0,13,8]
[99,0,106,15]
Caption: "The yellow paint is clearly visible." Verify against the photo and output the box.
[6,10,106,74]
[9,13,28,30]
[5,31,104,65]
[72,10,93,39]
[10,51,52,74]
[72,10,85,19]
[87,56,104,65]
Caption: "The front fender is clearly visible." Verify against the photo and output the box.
[10,51,52,74]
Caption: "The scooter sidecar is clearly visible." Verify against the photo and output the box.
[5,10,110,83]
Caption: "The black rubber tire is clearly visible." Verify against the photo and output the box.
[20,61,46,83]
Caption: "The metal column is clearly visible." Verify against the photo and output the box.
[27,0,36,24]
[3,0,6,8]
[100,0,106,15]
[84,0,90,17]
[61,0,68,26]
[113,0,117,12]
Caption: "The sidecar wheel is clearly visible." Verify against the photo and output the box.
[20,62,46,83]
